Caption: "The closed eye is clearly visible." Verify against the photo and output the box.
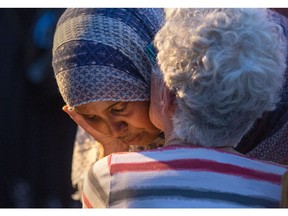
[83,115,99,122]
[110,102,128,114]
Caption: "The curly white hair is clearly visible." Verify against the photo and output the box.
[154,8,287,147]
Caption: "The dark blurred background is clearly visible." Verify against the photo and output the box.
[0,8,80,207]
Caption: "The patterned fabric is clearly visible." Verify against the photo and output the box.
[52,8,165,201]
[247,115,288,165]
[82,145,288,208]
[52,8,164,107]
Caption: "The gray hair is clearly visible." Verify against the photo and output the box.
[154,8,287,147]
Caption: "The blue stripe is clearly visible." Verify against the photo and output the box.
[110,187,279,208]
[53,41,148,85]
[56,8,163,44]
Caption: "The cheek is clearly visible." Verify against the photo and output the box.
[149,96,162,130]
[128,102,159,131]
[149,78,163,129]
[149,106,159,130]
[137,114,157,131]
[86,120,110,135]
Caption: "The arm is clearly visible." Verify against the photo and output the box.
[82,155,112,208]
[71,126,103,201]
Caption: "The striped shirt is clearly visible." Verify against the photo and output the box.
[82,145,288,208]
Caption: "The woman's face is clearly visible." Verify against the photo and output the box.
[74,101,161,146]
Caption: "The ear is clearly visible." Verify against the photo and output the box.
[161,85,176,115]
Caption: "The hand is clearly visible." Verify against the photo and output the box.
[62,105,130,156]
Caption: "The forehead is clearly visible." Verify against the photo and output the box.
[75,101,118,114]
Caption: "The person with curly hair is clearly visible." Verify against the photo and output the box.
[82,8,288,208]
[236,8,288,165]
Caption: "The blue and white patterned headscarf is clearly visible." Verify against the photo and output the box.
[52,8,164,108]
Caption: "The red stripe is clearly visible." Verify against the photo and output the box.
[82,192,93,208]
[108,154,112,167]
[110,159,282,184]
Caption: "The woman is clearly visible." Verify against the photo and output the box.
[52,8,164,200]
[82,8,288,208]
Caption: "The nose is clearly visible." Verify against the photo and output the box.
[106,119,128,138]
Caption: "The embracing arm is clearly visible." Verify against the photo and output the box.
[82,155,111,208]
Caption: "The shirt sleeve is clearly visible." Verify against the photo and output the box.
[82,155,111,208]
[71,126,104,201]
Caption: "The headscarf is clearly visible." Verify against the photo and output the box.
[52,8,164,108]
[51,8,165,201]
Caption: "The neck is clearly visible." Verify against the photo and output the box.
[164,134,242,155]
[215,146,242,155]
[165,137,187,146]
[163,130,185,147]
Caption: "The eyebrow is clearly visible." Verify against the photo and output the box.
[105,102,121,111]
[75,101,121,116]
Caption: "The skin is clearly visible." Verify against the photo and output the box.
[149,72,241,155]
[149,74,164,131]
[63,101,161,156]
[149,72,176,142]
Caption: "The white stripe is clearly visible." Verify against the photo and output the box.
[110,170,281,200]
[83,156,111,207]
[83,171,105,207]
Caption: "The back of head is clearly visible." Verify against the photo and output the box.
[52,8,164,108]
[154,8,287,147]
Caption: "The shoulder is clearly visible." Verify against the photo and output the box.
[82,155,111,208]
